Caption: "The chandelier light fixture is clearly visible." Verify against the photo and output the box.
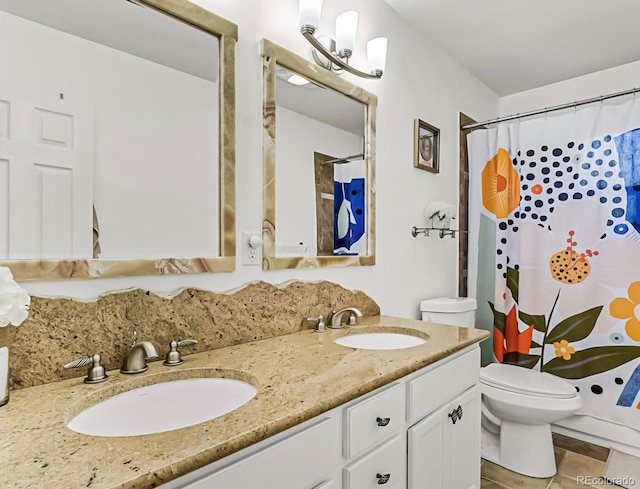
[299,0,387,79]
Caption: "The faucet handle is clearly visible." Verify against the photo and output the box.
[347,313,360,326]
[164,339,198,366]
[64,353,108,384]
[306,315,326,333]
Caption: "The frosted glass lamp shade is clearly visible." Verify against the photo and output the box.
[299,0,322,29]
[335,11,358,54]
[367,37,388,73]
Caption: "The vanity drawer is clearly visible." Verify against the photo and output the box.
[185,416,341,489]
[408,348,480,423]
[343,435,406,489]
[344,382,405,459]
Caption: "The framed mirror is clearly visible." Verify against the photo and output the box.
[0,0,236,280]
[261,39,377,270]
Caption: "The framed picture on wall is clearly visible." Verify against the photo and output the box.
[413,118,440,173]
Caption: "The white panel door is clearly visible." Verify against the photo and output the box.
[0,87,93,259]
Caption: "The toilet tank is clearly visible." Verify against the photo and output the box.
[420,297,477,328]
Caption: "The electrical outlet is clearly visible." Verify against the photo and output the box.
[242,232,262,266]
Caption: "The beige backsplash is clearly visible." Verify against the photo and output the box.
[8,280,379,389]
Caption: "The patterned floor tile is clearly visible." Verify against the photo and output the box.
[548,474,598,488]
[552,433,610,462]
[481,477,510,488]
[557,451,606,480]
[482,461,552,489]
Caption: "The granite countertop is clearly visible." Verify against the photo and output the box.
[0,315,489,489]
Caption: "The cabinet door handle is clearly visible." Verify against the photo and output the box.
[448,405,463,424]
[376,416,391,427]
[376,473,391,484]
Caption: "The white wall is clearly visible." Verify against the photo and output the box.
[22,0,498,319]
[500,60,640,117]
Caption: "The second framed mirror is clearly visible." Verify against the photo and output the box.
[261,39,377,270]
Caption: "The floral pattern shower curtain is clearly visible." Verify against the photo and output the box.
[468,98,640,428]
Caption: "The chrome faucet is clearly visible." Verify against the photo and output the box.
[121,332,158,374]
[329,307,363,328]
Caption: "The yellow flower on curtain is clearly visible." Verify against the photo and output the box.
[481,148,520,219]
[610,281,640,341]
[553,340,575,360]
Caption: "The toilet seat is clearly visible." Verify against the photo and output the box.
[480,363,577,399]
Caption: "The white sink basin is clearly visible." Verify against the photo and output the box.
[67,377,257,437]
[335,332,426,350]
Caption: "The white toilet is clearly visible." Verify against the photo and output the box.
[420,297,583,478]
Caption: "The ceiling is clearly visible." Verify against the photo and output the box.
[383,0,640,96]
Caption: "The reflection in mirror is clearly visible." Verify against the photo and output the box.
[275,66,366,257]
[261,39,376,270]
[0,0,237,280]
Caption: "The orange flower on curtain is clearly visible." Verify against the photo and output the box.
[493,306,534,362]
[482,148,520,219]
[553,340,576,360]
[610,281,640,341]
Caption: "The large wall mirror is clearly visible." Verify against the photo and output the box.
[261,39,377,270]
[0,0,236,280]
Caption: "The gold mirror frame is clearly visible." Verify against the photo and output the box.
[2,0,237,281]
[260,39,377,270]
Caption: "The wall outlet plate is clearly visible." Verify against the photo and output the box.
[242,232,262,266]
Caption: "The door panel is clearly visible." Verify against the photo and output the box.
[0,89,93,259]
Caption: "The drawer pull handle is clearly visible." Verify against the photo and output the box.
[448,405,463,424]
[376,473,391,484]
[376,416,391,427]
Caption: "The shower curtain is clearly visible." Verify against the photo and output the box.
[468,98,640,429]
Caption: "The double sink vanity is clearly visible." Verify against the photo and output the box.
[2,315,488,488]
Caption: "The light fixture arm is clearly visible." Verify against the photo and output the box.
[301,26,382,79]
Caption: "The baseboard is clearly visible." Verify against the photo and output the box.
[552,417,640,458]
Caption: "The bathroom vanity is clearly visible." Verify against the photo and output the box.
[0,315,488,489]
[164,346,481,489]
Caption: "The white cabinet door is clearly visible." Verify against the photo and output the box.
[407,403,448,489]
[408,385,481,489]
[445,385,481,489]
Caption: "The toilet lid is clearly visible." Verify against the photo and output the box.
[480,363,577,399]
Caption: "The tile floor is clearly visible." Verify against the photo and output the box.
[481,434,635,488]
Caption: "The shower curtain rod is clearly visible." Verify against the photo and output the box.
[461,86,640,130]
[321,153,365,164]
